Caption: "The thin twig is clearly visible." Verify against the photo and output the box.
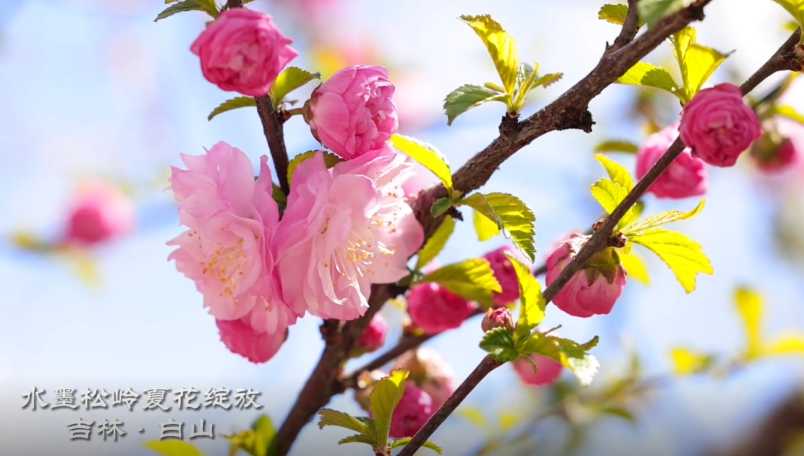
[611,0,642,50]
[226,0,243,8]
[255,96,291,195]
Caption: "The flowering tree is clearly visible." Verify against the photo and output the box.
[141,0,804,455]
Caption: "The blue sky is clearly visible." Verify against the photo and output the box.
[1,1,804,455]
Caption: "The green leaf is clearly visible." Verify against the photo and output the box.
[531,73,563,90]
[430,197,454,218]
[443,84,509,126]
[392,438,443,454]
[144,441,206,456]
[600,406,636,423]
[590,179,634,228]
[370,369,409,447]
[286,150,343,185]
[734,287,763,358]
[670,347,714,375]
[154,0,206,22]
[619,250,650,285]
[598,4,629,25]
[193,0,219,15]
[390,134,454,198]
[271,183,287,206]
[458,192,537,262]
[459,15,520,96]
[317,409,370,434]
[338,434,375,445]
[773,105,804,126]
[480,327,518,362]
[621,200,705,235]
[630,228,713,293]
[595,140,640,154]
[208,96,257,121]
[245,415,276,456]
[418,258,502,305]
[474,208,501,241]
[669,27,696,66]
[516,62,535,87]
[594,154,635,192]
[521,335,600,386]
[616,62,682,99]
[416,215,456,270]
[269,67,321,110]
[638,0,695,28]
[504,252,546,341]
[681,44,729,101]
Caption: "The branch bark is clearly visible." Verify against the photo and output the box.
[255,96,291,195]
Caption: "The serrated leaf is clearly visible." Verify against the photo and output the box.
[599,4,629,25]
[194,0,219,15]
[392,438,443,454]
[286,150,343,185]
[370,369,409,447]
[457,406,488,428]
[460,15,520,96]
[595,140,640,154]
[595,154,635,192]
[242,415,275,456]
[338,434,375,445]
[630,228,713,293]
[622,200,706,235]
[458,192,537,262]
[418,258,502,305]
[504,252,545,341]
[765,334,804,356]
[208,96,257,121]
[474,208,501,242]
[773,105,804,126]
[520,335,600,386]
[154,0,206,22]
[618,251,650,285]
[430,197,454,218]
[530,73,563,90]
[317,409,370,434]
[443,84,509,126]
[669,27,696,65]
[617,62,682,99]
[638,0,695,28]
[681,44,729,101]
[416,215,456,270]
[270,67,321,110]
[670,347,713,375]
[390,134,454,198]
[590,179,634,228]
[480,327,518,362]
[144,441,206,456]
[734,287,763,358]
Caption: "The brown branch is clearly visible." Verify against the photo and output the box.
[255,96,291,195]
[226,0,243,8]
[611,0,642,50]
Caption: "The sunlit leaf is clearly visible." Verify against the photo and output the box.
[416,215,456,271]
[619,250,650,285]
[270,67,321,109]
[734,287,763,358]
[144,441,206,456]
[595,140,640,154]
[765,334,804,356]
[595,154,635,192]
[390,134,454,198]
[773,105,804,126]
[286,151,343,185]
[459,192,537,262]
[630,228,713,293]
[616,62,682,100]
[443,84,509,126]
[521,335,600,386]
[670,347,713,375]
[504,252,546,341]
[473,208,501,241]
[460,15,520,96]
[418,258,502,306]
[392,438,443,454]
[480,328,518,362]
[317,409,370,434]
[598,4,629,25]
[768,0,804,33]
[622,200,706,235]
[680,44,729,101]
[338,434,374,445]
[208,96,257,121]
[370,370,409,447]
[638,0,695,28]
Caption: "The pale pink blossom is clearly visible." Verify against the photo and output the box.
[217,317,287,364]
[63,179,136,246]
[545,233,627,318]
[167,142,299,335]
[483,245,531,306]
[392,348,456,408]
[513,354,563,387]
[307,65,398,159]
[190,9,297,97]
[636,122,708,199]
[274,148,424,321]
[679,83,762,167]
[389,382,434,438]
[407,282,475,334]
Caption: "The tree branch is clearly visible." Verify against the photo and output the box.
[226,0,243,8]
[255,96,291,195]
[611,0,642,50]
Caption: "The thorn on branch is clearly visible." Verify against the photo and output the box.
[446,207,464,221]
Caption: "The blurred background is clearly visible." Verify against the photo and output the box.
[2,0,804,455]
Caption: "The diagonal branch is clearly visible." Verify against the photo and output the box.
[255,95,291,195]
[611,0,642,50]
[396,28,803,456]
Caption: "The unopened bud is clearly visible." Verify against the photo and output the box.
[481,307,515,333]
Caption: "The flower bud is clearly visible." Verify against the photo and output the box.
[63,179,135,246]
[481,307,515,333]
[513,354,563,387]
[636,122,707,199]
[483,245,531,306]
[392,348,456,408]
[389,382,434,438]
[406,283,475,335]
[545,233,627,318]
[749,124,801,173]
[351,313,388,357]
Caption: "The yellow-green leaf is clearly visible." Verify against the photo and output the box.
[773,105,804,126]
[457,406,488,429]
[590,179,630,226]
[621,200,705,235]
[680,43,729,101]
[473,208,501,241]
[390,134,454,198]
[669,347,713,375]
[339,434,375,445]
[458,192,537,262]
[392,438,443,454]
[418,258,502,306]
[616,62,682,100]
[505,252,546,341]
[317,409,370,434]
[598,4,629,25]
[764,334,804,356]
[630,228,713,293]
[208,96,257,121]
[619,250,650,285]
[460,15,520,96]
[595,154,635,192]
[480,327,518,362]
[144,441,206,456]
[734,287,763,358]
[530,73,563,89]
[416,215,456,270]
[638,0,695,28]
[769,0,804,35]
[499,412,519,432]
[595,140,640,154]
[444,84,509,126]
[521,335,600,386]
[370,369,409,446]
[270,67,321,109]
[286,150,344,185]
[669,27,696,66]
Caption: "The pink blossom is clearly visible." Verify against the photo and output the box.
[63,180,135,246]
[407,282,475,334]
[307,65,398,159]
[545,233,627,318]
[354,313,388,355]
[190,9,297,97]
[636,122,708,199]
[274,148,424,321]
[217,317,287,364]
[750,118,802,173]
[679,83,763,167]
[388,382,434,438]
[513,354,563,387]
[167,142,299,335]
[402,161,438,202]
[392,348,456,408]
[482,307,515,333]
[483,245,531,306]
